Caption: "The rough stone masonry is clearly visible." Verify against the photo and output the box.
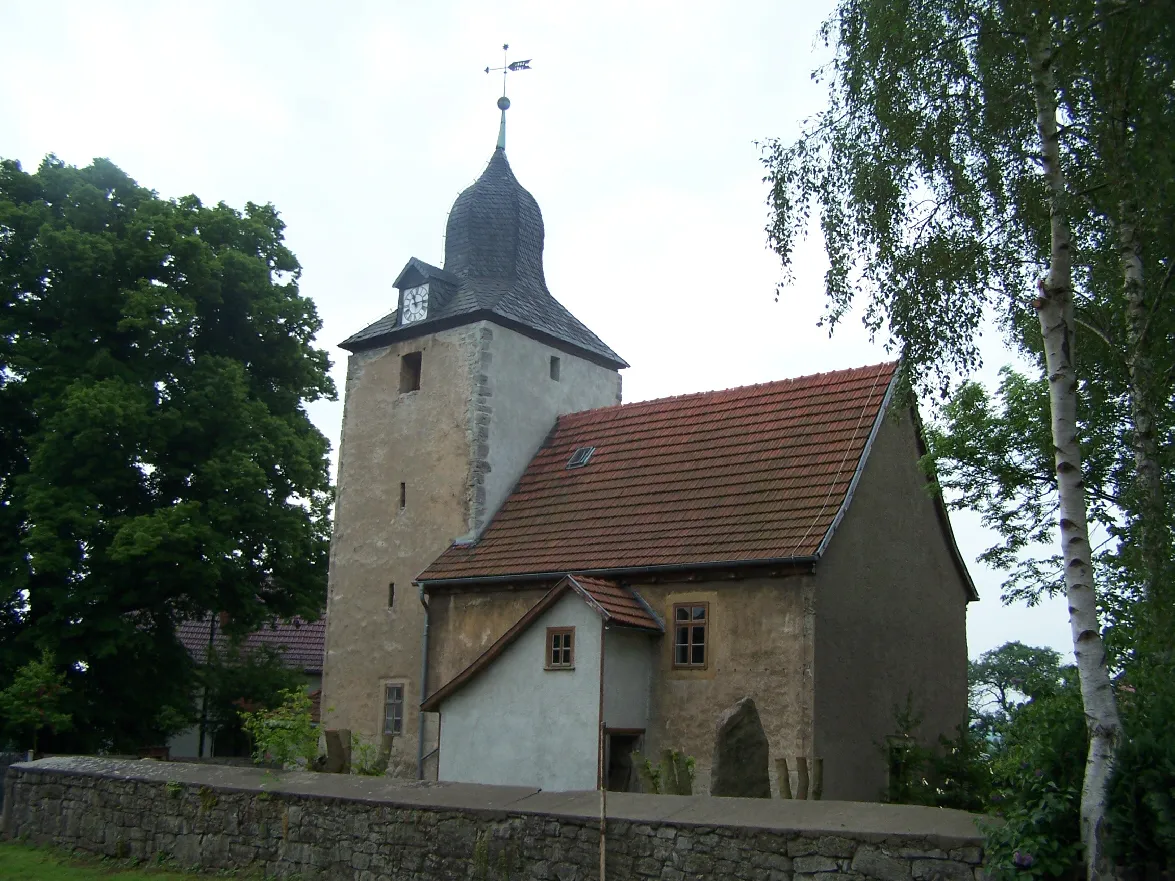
[3,757,987,881]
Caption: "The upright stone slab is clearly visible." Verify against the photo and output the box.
[710,697,771,798]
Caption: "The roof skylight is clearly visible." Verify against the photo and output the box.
[566,446,596,469]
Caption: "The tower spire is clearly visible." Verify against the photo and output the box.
[485,43,531,151]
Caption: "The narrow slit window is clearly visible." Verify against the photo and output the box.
[399,351,422,393]
[549,355,561,381]
[672,603,708,668]
[546,627,575,669]
[399,482,406,510]
[388,582,395,608]
[383,683,404,735]
[566,446,595,469]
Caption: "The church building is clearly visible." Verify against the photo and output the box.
[321,102,976,800]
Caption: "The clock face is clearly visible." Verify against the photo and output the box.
[401,284,429,324]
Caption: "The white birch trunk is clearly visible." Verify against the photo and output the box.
[1120,205,1170,631]
[1030,34,1122,881]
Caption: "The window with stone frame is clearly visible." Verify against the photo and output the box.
[672,603,708,668]
[383,683,404,735]
[546,627,575,669]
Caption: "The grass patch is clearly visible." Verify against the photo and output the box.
[0,840,230,879]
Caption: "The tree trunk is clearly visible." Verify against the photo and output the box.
[1030,34,1122,881]
[1120,203,1171,638]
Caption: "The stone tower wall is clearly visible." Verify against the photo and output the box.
[323,319,620,775]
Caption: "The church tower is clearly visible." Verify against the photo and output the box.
[321,110,627,775]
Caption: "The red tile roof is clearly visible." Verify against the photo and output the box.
[177,616,326,674]
[419,362,899,582]
[569,575,662,631]
[421,575,660,711]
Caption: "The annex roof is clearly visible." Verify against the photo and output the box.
[421,574,661,712]
[419,362,901,583]
[340,149,627,370]
[176,616,326,675]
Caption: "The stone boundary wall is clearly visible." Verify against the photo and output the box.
[3,758,986,881]
[0,753,26,809]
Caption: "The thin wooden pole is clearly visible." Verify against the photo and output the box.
[598,624,607,881]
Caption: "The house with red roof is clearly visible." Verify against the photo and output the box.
[321,106,976,798]
[169,616,325,759]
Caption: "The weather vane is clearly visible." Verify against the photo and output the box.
[485,43,531,150]
[485,43,532,99]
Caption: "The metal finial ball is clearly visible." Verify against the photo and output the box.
[497,96,511,111]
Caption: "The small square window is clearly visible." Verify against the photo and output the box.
[549,355,561,381]
[400,351,422,393]
[672,603,708,668]
[546,627,575,669]
[383,683,404,735]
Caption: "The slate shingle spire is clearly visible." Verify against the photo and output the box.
[340,108,626,369]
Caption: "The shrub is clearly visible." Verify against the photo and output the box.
[238,687,318,769]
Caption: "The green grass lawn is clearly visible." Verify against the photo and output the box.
[0,841,226,880]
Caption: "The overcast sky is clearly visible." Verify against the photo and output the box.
[1,0,1074,660]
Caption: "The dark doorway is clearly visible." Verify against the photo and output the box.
[606,732,642,792]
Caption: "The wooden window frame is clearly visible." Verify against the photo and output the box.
[545,627,575,670]
[383,682,405,735]
[672,602,709,669]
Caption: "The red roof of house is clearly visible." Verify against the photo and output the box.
[572,575,661,630]
[177,616,326,674]
[421,575,660,711]
[419,362,899,582]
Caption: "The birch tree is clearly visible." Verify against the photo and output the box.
[760,2,1174,875]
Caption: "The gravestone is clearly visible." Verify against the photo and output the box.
[710,697,771,798]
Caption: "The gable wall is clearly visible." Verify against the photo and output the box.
[436,592,603,790]
[634,578,814,795]
[812,407,970,802]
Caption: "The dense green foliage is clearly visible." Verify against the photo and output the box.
[0,650,72,752]
[238,686,319,769]
[200,640,304,757]
[891,644,1174,875]
[0,157,335,752]
[1106,659,1175,870]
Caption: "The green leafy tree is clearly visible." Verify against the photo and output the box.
[970,641,1065,723]
[0,157,334,752]
[761,3,1175,872]
[0,650,72,753]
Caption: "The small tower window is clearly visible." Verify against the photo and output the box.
[399,482,406,510]
[549,355,561,381]
[400,352,422,393]
[388,582,395,608]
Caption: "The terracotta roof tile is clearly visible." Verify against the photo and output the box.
[177,616,326,674]
[419,362,898,582]
[571,575,662,631]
